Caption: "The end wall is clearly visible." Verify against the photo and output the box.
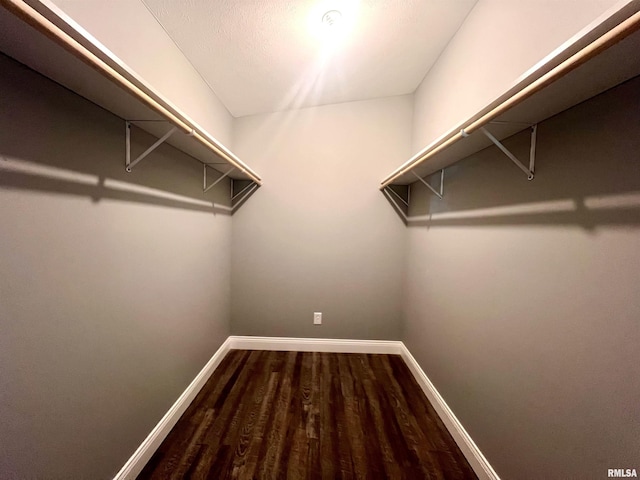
[231,96,412,339]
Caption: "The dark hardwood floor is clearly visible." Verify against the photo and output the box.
[138,350,477,479]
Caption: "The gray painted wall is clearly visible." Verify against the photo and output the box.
[231,96,411,339]
[0,55,233,478]
[403,77,640,479]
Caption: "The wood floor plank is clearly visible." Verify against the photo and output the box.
[231,369,279,479]
[138,350,249,479]
[337,354,368,480]
[346,354,390,479]
[283,352,315,479]
[210,351,272,478]
[227,351,279,479]
[328,353,355,480]
[370,354,441,479]
[318,353,338,480]
[137,351,478,480]
[356,355,407,479]
[255,351,298,479]
[156,352,258,479]
[388,355,455,450]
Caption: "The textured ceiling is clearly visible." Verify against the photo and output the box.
[142,0,477,117]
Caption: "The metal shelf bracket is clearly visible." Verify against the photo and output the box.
[382,185,409,221]
[203,165,234,193]
[125,121,178,172]
[411,169,444,199]
[231,179,257,201]
[202,165,259,209]
[476,124,538,180]
[384,185,409,207]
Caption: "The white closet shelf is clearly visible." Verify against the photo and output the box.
[381,1,640,189]
[0,0,262,185]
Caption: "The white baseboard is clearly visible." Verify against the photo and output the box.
[399,344,500,480]
[114,336,498,480]
[113,337,233,480]
[228,335,404,354]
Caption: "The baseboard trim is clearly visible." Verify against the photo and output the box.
[113,337,233,480]
[399,344,500,480]
[228,335,404,354]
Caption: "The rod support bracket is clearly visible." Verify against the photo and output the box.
[203,165,235,194]
[411,169,444,200]
[384,185,409,207]
[232,180,257,202]
[125,121,178,172]
[479,125,537,180]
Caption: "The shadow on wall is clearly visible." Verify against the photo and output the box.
[383,186,409,227]
[403,75,640,230]
[0,53,257,214]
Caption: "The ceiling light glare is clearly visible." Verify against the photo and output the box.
[321,10,342,29]
[308,1,358,50]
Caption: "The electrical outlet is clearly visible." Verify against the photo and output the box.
[313,312,322,325]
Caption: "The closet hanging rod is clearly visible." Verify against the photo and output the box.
[380,5,640,189]
[1,0,262,186]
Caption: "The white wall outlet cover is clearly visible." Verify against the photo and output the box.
[313,312,322,325]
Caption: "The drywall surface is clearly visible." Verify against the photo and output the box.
[51,0,234,145]
[231,96,411,339]
[412,0,622,153]
[403,77,640,479]
[0,55,232,478]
